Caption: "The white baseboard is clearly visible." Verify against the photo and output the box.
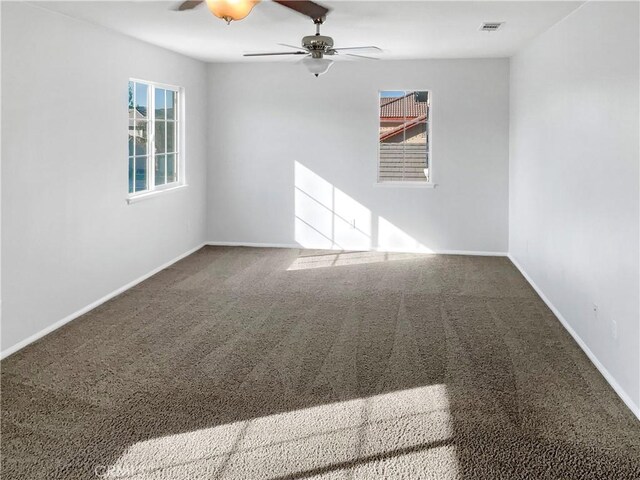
[508,253,640,421]
[207,241,302,249]
[206,241,507,257]
[0,243,207,360]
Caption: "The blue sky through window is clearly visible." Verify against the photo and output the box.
[380,90,405,98]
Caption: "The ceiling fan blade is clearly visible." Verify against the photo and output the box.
[243,51,309,56]
[344,53,380,61]
[272,0,330,21]
[174,0,204,11]
[278,43,306,51]
[331,46,382,53]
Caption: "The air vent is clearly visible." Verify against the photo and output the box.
[479,22,504,32]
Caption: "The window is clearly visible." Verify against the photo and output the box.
[128,80,182,196]
[378,90,431,184]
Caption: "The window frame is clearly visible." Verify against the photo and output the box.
[128,78,185,202]
[375,89,435,188]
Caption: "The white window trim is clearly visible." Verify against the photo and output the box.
[373,181,437,189]
[376,89,435,187]
[127,78,186,203]
[126,184,189,204]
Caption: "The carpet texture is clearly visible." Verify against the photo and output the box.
[1,246,639,479]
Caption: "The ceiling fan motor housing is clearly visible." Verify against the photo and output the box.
[302,34,334,52]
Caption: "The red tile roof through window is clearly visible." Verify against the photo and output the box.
[380,93,428,119]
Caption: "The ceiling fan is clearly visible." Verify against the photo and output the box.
[244,19,381,76]
[174,0,382,76]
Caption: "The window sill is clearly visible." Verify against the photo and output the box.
[374,182,437,188]
[126,184,188,204]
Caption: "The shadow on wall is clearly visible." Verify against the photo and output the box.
[294,162,434,254]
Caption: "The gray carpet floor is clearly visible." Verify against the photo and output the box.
[1,246,639,479]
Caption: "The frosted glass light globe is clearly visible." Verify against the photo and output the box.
[205,0,259,24]
[302,57,334,77]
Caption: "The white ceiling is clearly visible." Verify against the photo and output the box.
[33,1,582,62]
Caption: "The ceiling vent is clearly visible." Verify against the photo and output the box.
[479,22,504,32]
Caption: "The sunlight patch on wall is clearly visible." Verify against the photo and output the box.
[100,384,458,479]
[378,216,434,253]
[294,162,371,251]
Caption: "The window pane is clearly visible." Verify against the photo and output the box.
[155,88,165,120]
[409,91,429,121]
[135,83,148,119]
[166,122,175,153]
[402,122,428,181]
[135,156,148,192]
[379,91,406,182]
[133,121,148,156]
[411,93,429,181]
[155,121,166,154]
[128,157,134,193]
[128,132,134,157]
[425,153,430,182]
[128,82,134,118]
[167,154,176,183]
[166,90,176,120]
[155,154,166,186]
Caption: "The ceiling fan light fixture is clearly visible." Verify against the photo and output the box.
[302,56,333,77]
[205,0,259,24]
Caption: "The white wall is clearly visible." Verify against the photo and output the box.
[509,2,640,413]
[206,59,509,254]
[1,3,208,353]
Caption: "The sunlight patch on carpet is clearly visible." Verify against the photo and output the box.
[100,384,458,479]
[287,250,432,271]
